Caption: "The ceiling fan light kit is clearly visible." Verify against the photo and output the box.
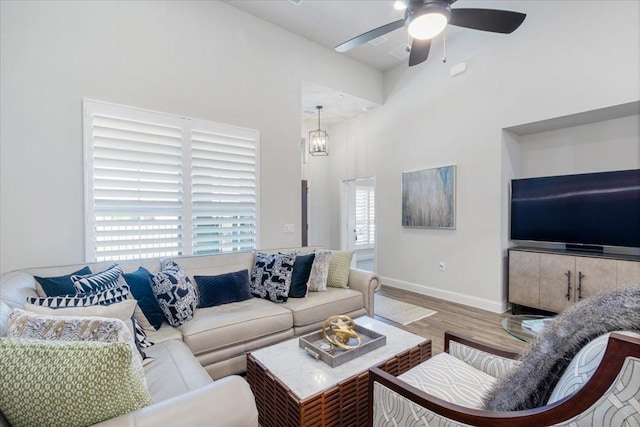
[309,105,329,156]
[336,0,526,67]
[407,3,450,40]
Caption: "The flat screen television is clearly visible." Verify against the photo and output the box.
[510,169,640,250]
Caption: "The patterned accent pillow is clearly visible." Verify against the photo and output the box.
[6,308,145,382]
[34,266,92,297]
[307,250,332,292]
[23,299,139,345]
[0,338,152,427]
[250,252,296,303]
[71,263,123,293]
[150,261,198,327]
[134,318,154,349]
[326,250,354,288]
[25,284,131,308]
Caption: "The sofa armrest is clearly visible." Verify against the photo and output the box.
[347,268,380,317]
[93,375,258,427]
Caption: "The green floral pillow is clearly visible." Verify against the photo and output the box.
[0,338,152,427]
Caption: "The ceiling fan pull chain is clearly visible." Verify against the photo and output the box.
[442,29,447,63]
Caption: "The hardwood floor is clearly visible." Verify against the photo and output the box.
[375,285,529,355]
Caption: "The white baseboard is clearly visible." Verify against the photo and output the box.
[380,276,508,314]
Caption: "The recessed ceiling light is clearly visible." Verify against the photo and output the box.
[288,0,303,5]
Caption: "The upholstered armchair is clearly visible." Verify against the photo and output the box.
[370,287,640,427]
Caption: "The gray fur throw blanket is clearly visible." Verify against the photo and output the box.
[483,287,640,411]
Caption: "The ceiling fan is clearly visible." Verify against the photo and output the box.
[335,0,526,67]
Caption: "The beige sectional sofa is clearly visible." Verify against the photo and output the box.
[0,248,380,426]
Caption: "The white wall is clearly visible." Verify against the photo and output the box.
[517,115,640,178]
[309,0,640,312]
[0,1,382,273]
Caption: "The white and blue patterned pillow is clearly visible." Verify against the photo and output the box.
[150,261,198,327]
[26,284,131,308]
[250,252,295,303]
[71,263,123,293]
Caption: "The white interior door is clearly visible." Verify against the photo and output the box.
[342,177,375,272]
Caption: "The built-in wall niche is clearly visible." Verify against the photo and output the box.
[501,101,640,256]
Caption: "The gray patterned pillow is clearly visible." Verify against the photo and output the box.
[71,263,123,293]
[150,261,198,327]
[250,252,295,303]
[307,250,332,292]
[6,308,145,382]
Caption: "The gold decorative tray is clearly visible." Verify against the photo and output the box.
[298,324,386,367]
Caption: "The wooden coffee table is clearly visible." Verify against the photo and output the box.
[246,317,431,427]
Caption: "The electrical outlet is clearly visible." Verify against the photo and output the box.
[439,261,446,271]
[283,224,295,233]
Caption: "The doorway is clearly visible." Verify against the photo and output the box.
[341,177,375,272]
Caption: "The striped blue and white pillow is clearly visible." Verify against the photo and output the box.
[26,284,131,309]
[71,264,123,293]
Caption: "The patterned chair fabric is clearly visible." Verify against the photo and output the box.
[397,353,497,408]
[371,331,640,427]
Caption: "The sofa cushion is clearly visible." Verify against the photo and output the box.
[250,252,295,303]
[177,298,292,356]
[34,266,92,297]
[289,253,315,298]
[0,339,151,427]
[123,266,165,330]
[143,339,212,403]
[195,270,253,308]
[282,287,364,327]
[150,261,198,327]
[71,263,123,293]
[398,353,497,409]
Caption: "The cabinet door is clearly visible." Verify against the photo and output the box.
[508,250,539,308]
[539,253,575,312]
[575,257,617,302]
[617,260,640,288]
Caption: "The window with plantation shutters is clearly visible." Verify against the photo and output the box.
[83,100,259,262]
[354,183,375,247]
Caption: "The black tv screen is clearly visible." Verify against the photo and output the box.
[510,169,640,249]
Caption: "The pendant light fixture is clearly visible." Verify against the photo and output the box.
[309,105,328,156]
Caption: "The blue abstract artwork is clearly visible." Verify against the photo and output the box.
[402,165,456,228]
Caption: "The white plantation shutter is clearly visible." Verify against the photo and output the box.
[191,124,258,254]
[355,184,375,247]
[84,100,259,262]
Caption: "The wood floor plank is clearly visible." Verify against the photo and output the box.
[375,285,528,355]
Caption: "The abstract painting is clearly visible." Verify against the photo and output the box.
[402,165,456,228]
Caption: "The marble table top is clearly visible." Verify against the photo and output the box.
[249,316,427,400]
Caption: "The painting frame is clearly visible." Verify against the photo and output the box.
[402,165,456,229]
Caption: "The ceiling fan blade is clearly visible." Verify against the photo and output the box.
[408,38,431,67]
[335,19,405,53]
[448,8,526,34]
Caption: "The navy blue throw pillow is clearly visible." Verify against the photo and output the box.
[123,266,165,330]
[195,270,253,308]
[35,266,92,297]
[289,253,315,298]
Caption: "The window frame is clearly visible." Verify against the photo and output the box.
[83,98,260,262]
